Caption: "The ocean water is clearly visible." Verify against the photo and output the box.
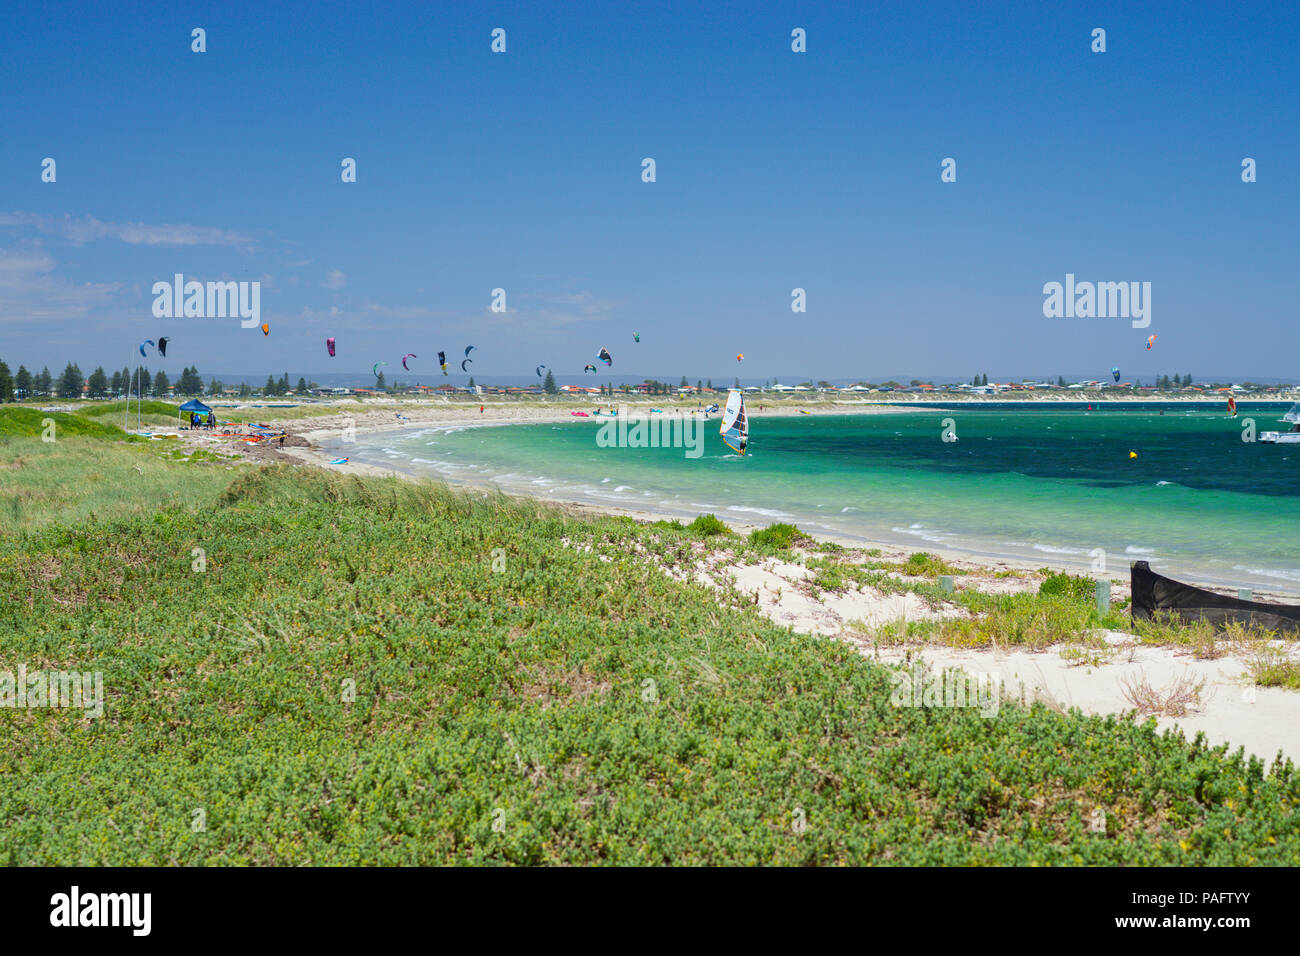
[343,404,1300,594]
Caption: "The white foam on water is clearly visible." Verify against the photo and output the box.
[1032,543,1086,555]
[1231,566,1300,584]
[1125,545,1156,554]
[727,506,794,518]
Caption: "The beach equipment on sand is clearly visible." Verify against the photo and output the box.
[719,389,749,455]
[329,458,349,465]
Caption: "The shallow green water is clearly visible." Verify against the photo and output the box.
[351,405,1300,593]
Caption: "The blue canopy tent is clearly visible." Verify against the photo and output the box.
[178,399,214,428]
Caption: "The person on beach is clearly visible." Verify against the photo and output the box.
[480,406,484,414]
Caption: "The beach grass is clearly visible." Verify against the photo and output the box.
[2,453,1298,864]
[0,431,239,532]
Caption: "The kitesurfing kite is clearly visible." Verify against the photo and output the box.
[402,353,417,371]
[584,364,597,374]
[438,351,448,375]
[139,340,155,357]
[1146,335,1157,350]
[597,347,612,366]
[536,365,548,377]
[157,337,170,357]
[326,337,336,357]
[1111,367,1120,382]
[464,345,477,358]
[261,323,270,336]
[461,359,473,373]
[372,361,388,378]
[632,332,640,343]
[736,354,744,362]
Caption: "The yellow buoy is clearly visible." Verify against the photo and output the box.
[1129,451,1138,459]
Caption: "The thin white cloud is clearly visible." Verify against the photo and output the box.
[0,212,255,249]
[322,269,347,289]
[0,247,120,320]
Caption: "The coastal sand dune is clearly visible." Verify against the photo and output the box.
[178,398,1300,765]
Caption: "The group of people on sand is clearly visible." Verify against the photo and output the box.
[188,412,218,431]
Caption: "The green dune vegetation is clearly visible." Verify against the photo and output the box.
[1,414,1298,864]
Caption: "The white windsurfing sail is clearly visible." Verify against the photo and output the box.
[719,388,748,455]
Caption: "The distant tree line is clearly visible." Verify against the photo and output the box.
[0,356,313,402]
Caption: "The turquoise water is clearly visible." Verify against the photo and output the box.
[346,405,1300,594]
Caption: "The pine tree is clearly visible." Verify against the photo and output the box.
[15,365,32,400]
[981,373,988,386]
[36,367,53,396]
[58,362,84,398]
[543,369,558,394]
[297,377,308,394]
[279,373,290,395]
[0,360,13,402]
[110,370,123,395]
[119,368,131,396]
[264,375,276,395]
[87,367,109,398]
[153,370,170,396]
[375,371,386,391]
[468,376,475,388]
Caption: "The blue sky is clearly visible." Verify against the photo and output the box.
[1,1,1296,383]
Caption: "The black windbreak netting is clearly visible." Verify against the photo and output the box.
[1130,561,1300,635]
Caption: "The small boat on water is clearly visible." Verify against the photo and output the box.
[1130,561,1300,635]
[1260,403,1300,444]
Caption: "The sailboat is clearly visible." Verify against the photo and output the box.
[1260,403,1300,444]
[719,388,748,455]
